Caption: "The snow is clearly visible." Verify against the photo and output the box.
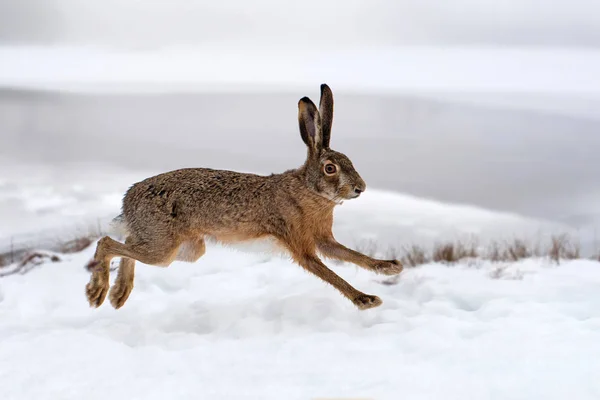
[0,159,143,252]
[1,241,599,399]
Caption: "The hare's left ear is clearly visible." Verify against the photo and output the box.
[319,83,334,149]
[298,96,323,156]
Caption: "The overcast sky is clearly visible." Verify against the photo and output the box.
[1,0,600,48]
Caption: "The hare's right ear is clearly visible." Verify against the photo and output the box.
[298,96,323,156]
[319,84,334,149]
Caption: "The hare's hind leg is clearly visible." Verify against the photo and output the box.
[107,237,205,309]
[108,256,135,309]
[108,237,136,309]
[86,238,113,308]
[86,235,181,308]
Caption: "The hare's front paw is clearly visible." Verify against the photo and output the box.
[374,259,404,275]
[353,294,382,310]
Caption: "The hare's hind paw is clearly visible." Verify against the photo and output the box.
[86,264,109,308]
[109,280,133,309]
[374,259,404,276]
[86,280,109,307]
[353,294,382,310]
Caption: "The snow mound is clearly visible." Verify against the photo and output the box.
[1,242,599,399]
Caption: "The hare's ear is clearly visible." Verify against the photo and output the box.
[298,96,323,156]
[319,84,334,149]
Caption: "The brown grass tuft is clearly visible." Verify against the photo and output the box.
[432,240,478,264]
[380,233,591,279]
[548,234,580,265]
[0,251,61,278]
[486,241,502,262]
[402,244,429,267]
[58,236,94,254]
[432,242,457,263]
[505,239,531,262]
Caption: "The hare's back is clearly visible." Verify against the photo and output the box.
[120,168,271,232]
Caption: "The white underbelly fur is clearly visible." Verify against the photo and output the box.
[205,235,291,259]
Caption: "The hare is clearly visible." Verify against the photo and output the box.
[86,84,403,311]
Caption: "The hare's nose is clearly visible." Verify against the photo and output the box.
[355,179,366,193]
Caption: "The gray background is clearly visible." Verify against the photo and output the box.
[1,0,600,48]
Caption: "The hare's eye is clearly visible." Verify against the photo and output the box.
[324,164,337,175]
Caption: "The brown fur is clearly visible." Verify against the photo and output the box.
[86,84,403,311]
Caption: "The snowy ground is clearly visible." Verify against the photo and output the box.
[0,241,599,399]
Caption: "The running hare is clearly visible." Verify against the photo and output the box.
[86,84,403,310]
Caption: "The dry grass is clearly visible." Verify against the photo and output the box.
[505,239,532,261]
[0,237,17,267]
[375,233,591,286]
[548,234,580,265]
[375,233,592,269]
[0,225,102,276]
[401,244,430,267]
[0,251,61,278]
[0,248,28,268]
[432,240,478,264]
[52,222,105,254]
[57,236,95,254]
[486,238,545,263]
[354,238,379,258]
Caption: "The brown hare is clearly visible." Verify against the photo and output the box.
[86,84,403,311]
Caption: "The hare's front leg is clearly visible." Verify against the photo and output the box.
[291,252,382,310]
[317,238,403,276]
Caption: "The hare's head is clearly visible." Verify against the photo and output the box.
[297,84,366,204]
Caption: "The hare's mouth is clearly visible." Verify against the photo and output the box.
[333,188,361,203]
[347,191,362,200]
[336,194,357,204]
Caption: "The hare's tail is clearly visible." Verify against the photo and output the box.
[108,213,130,238]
